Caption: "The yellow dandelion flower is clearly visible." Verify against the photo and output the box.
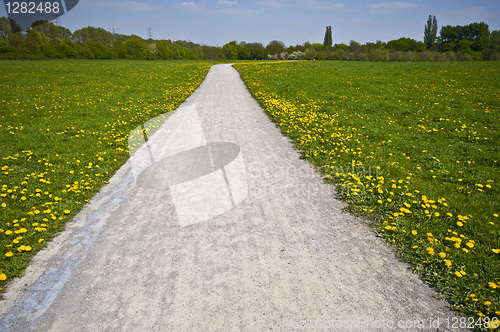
[0,273,6,281]
[411,230,417,235]
[454,271,463,278]
[444,260,452,266]
[438,252,446,258]
[5,252,13,257]
[484,301,491,306]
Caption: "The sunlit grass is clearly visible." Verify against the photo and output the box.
[0,60,212,290]
[234,61,500,328]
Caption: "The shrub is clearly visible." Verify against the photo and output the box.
[416,51,433,62]
[457,52,473,61]
[288,51,304,60]
[331,49,347,60]
[446,51,457,61]
[368,48,388,61]
[490,52,500,61]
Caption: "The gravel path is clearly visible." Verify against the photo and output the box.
[0,64,465,332]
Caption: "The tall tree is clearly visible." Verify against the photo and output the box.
[424,15,438,50]
[431,16,438,49]
[323,26,332,48]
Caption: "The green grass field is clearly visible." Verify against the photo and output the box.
[234,61,500,326]
[0,60,212,290]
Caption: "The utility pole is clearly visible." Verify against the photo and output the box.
[53,14,62,26]
[108,22,120,35]
[147,28,153,39]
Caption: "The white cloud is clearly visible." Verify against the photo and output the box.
[368,2,417,13]
[301,0,343,10]
[217,0,238,5]
[175,2,206,11]
[256,0,343,9]
[450,6,500,19]
[255,0,287,8]
[215,7,259,16]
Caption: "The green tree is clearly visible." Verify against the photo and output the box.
[266,40,285,55]
[222,42,237,59]
[0,16,14,40]
[456,39,473,54]
[424,15,438,50]
[387,37,425,52]
[323,26,332,48]
[156,40,172,59]
[170,43,186,59]
[0,37,11,53]
[112,39,128,58]
[239,45,251,60]
[125,38,154,59]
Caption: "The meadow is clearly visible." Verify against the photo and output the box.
[234,61,500,328]
[0,60,212,291]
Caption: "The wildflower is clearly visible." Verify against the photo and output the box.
[456,221,463,227]
[438,252,446,258]
[411,230,417,235]
[5,252,13,257]
[0,273,6,281]
[454,271,463,278]
[444,260,451,266]
[489,282,497,289]
[63,209,70,214]
[484,301,491,306]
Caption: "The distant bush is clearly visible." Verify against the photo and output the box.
[125,38,154,60]
[490,52,500,61]
[303,48,317,60]
[156,40,173,60]
[0,37,12,53]
[389,51,402,62]
[416,51,433,62]
[431,52,445,62]
[367,48,388,61]
[331,49,347,60]
[446,51,457,61]
[288,51,304,60]
[457,52,473,61]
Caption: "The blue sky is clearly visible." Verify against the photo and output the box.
[2,0,500,46]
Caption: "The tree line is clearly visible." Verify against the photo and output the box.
[0,16,499,61]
